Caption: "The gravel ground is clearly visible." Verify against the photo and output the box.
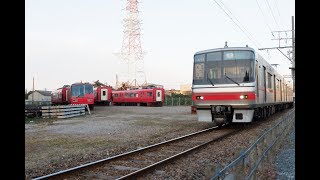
[25,106,294,179]
[276,130,295,179]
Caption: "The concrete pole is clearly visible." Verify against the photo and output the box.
[32,77,34,105]
[292,16,295,100]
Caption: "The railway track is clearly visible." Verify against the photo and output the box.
[33,124,242,180]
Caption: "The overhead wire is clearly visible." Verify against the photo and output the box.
[255,0,274,36]
[213,0,261,49]
[212,0,272,61]
[265,0,281,30]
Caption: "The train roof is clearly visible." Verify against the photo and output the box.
[194,46,255,55]
[113,88,163,93]
[71,82,92,85]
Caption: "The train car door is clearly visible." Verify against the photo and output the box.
[273,75,276,102]
[101,89,108,101]
[156,90,162,101]
[263,66,267,102]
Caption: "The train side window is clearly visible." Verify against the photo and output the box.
[267,73,272,89]
[114,93,118,97]
[147,92,152,97]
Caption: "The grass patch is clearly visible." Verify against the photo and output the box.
[25,117,58,124]
[26,136,118,156]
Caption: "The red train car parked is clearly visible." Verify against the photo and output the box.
[70,82,95,110]
[112,87,165,106]
[51,85,70,105]
[51,82,95,110]
[94,86,112,105]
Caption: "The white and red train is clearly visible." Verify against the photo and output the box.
[51,82,95,110]
[192,44,294,125]
[112,87,165,106]
[94,86,112,105]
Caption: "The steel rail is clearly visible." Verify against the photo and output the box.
[116,128,240,180]
[33,125,221,180]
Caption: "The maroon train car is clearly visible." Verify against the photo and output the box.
[69,82,95,110]
[51,82,95,110]
[94,86,112,105]
[51,85,70,105]
[112,87,165,106]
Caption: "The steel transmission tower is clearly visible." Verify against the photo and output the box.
[118,0,146,88]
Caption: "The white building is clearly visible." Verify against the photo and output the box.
[26,90,52,105]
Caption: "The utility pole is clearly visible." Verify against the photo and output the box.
[32,77,34,105]
[258,16,295,101]
[291,16,295,100]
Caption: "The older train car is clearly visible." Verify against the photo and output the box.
[192,43,293,125]
[70,82,95,110]
[112,87,165,106]
[51,85,70,105]
[94,86,112,105]
[51,82,95,110]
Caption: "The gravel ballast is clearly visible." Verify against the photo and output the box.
[25,106,295,179]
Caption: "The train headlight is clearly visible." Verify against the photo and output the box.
[196,96,204,100]
[240,95,248,99]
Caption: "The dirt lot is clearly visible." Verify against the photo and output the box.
[25,105,294,179]
[25,106,212,179]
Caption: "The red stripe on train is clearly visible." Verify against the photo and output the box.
[192,92,256,100]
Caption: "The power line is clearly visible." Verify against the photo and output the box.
[255,0,274,34]
[272,0,283,27]
[220,0,263,48]
[212,0,272,61]
[213,0,261,49]
[265,0,281,30]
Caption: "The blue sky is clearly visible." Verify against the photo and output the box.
[25,0,295,91]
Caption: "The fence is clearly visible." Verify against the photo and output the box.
[210,109,295,180]
[163,97,193,106]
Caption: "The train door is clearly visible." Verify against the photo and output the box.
[101,89,108,101]
[263,66,267,102]
[66,90,69,102]
[285,84,287,101]
[156,90,162,101]
[273,75,276,102]
[255,60,259,102]
[280,80,282,101]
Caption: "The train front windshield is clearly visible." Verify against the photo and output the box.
[71,84,93,97]
[193,50,255,85]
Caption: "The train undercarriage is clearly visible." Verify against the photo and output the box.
[196,102,294,125]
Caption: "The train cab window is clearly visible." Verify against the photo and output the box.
[193,54,205,84]
[102,91,106,96]
[85,84,93,94]
[147,92,152,97]
[157,92,161,97]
